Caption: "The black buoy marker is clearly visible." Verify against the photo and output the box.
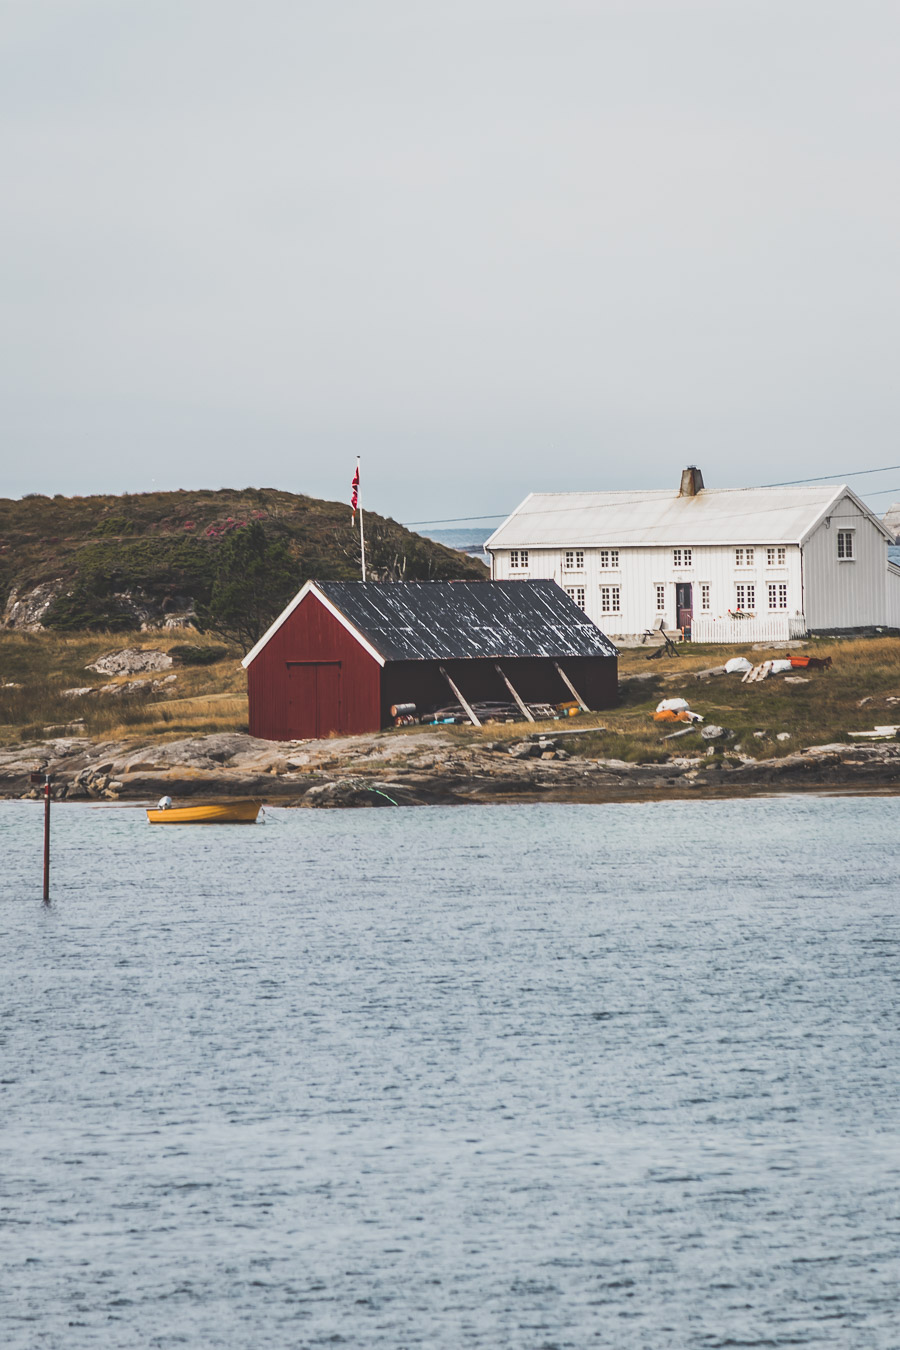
[32,771,51,902]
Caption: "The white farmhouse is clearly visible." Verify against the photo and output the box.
[486,467,900,643]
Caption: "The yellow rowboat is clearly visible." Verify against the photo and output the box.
[146,800,262,825]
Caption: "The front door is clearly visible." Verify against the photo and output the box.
[286,661,342,738]
[676,582,693,634]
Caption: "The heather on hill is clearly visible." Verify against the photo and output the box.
[0,487,486,632]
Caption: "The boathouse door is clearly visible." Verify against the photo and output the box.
[676,583,693,635]
[286,661,342,738]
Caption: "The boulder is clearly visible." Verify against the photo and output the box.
[508,742,542,758]
[87,648,174,676]
[98,679,149,697]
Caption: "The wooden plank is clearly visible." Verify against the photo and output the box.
[553,661,589,712]
[527,726,607,740]
[494,663,535,721]
[439,665,482,727]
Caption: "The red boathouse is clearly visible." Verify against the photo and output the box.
[242,580,619,741]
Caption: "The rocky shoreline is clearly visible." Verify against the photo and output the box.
[5,728,900,807]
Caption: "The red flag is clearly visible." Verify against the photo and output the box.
[351,463,359,521]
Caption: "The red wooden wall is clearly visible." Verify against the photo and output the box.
[246,593,381,740]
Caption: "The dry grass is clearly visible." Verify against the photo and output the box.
[0,628,247,743]
[441,635,900,761]
[4,628,900,760]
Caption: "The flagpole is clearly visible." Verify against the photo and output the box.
[357,456,367,581]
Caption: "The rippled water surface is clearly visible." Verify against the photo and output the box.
[2,796,900,1348]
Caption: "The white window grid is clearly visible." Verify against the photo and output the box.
[700,583,710,611]
[766,547,787,567]
[767,582,789,610]
[600,585,621,614]
[563,549,585,571]
[654,584,666,611]
[735,583,756,612]
[673,548,692,568]
[566,585,586,610]
[599,549,619,569]
[837,530,854,560]
[735,547,755,567]
[509,549,529,570]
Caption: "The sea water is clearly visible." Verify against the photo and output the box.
[2,796,899,1348]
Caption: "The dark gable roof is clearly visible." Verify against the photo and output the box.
[316,580,618,662]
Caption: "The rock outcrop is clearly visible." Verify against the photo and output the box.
[87,648,175,675]
[5,729,900,808]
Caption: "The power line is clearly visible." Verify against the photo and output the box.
[761,463,900,487]
[854,484,900,499]
[403,463,900,529]
[404,513,508,527]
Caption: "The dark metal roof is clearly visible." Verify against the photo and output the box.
[315,580,618,662]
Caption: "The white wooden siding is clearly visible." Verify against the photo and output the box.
[801,496,890,628]
[491,543,804,638]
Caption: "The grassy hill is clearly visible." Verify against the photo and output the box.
[0,487,487,631]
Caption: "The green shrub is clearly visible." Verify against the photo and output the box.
[169,643,229,665]
[41,589,140,631]
[90,516,132,537]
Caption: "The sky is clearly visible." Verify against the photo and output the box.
[4,0,900,526]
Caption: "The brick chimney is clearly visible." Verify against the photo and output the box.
[679,465,704,497]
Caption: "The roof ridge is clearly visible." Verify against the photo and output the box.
[523,484,844,497]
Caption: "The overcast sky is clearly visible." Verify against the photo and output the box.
[4,1,900,524]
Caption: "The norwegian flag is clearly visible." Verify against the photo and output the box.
[351,462,359,522]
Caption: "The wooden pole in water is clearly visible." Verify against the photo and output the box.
[42,773,51,903]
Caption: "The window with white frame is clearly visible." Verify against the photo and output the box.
[767,582,788,610]
[766,547,787,567]
[837,530,854,560]
[563,549,585,571]
[654,583,666,611]
[700,583,710,611]
[599,549,619,569]
[735,583,755,612]
[735,547,755,567]
[509,549,529,570]
[565,585,586,610]
[600,585,621,613]
[673,548,692,568]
